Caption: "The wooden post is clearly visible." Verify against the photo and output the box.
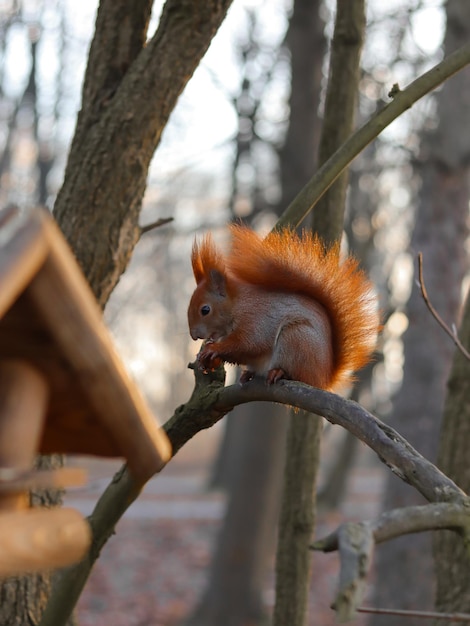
[0,360,49,510]
[0,359,91,575]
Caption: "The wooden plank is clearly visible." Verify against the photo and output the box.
[0,467,87,492]
[0,209,48,319]
[27,211,171,481]
[0,508,91,577]
[0,294,125,457]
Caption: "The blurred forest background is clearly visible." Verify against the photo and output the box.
[1,0,469,625]
[0,0,446,414]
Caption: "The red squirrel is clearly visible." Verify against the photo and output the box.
[188,225,379,391]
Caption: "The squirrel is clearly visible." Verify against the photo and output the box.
[188,225,379,391]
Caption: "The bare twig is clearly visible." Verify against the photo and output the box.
[417,252,470,361]
[139,216,173,235]
[358,606,470,622]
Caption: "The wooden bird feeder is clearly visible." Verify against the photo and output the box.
[0,206,171,577]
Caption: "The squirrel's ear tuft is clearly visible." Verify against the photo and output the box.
[191,233,225,284]
[191,241,205,283]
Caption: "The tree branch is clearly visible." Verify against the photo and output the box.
[358,606,470,622]
[310,502,470,621]
[276,41,470,230]
[41,373,467,626]
[417,252,470,361]
[218,379,465,503]
[139,217,173,235]
[39,365,226,626]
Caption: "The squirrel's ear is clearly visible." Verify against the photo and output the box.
[208,269,227,297]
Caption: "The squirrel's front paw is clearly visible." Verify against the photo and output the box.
[197,347,223,372]
[239,370,255,384]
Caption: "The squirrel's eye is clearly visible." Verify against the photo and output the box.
[201,305,211,316]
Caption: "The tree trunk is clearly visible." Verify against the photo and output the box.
[187,403,287,626]
[313,0,366,248]
[435,293,470,620]
[370,2,470,623]
[273,411,322,626]
[432,7,470,621]
[274,2,365,625]
[0,2,233,625]
[54,0,233,306]
[189,1,325,624]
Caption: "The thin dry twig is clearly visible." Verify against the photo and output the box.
[139,217,173,235]
[417,252,470,361]
[358,606,470,622]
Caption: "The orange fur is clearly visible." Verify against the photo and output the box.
[188,225,379,390]
[227,225,379,389]
[191,234,225,284]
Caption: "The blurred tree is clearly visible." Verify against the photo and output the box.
[187,1,325,624]
[274,3,365,625]
[0,3,67,208]
[0,0,469,624]
[432,1,470,620]
[370,1,470,623]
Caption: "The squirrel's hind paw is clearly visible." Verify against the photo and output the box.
[267,368,287,385]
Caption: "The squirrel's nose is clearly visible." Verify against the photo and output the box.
[190,328,201,341]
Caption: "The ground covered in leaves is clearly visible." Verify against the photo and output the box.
[66,431,382,626]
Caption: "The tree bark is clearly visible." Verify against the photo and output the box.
[371,2,470,623]
[274,2,365,626]
[54,0,233,307]
[313,0,366,247]
[432,9,470,620]
[434,292,470,621]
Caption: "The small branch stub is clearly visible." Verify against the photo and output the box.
[139,217,173,236]
[312,501,470,621]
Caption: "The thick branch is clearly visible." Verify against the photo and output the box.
[41,373,466,626]
[39,365,226,626]
[218,379,465,503]
[276,41,470,230]
[310,502,470,621]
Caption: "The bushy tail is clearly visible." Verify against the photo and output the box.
[227,225,379,389]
